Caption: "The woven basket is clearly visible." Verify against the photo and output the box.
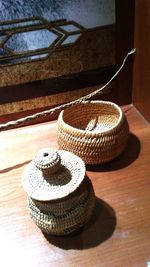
[22,147,95,235]
[57,101,129,164]
[28,178,95,235]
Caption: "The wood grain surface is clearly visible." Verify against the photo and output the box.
[0,105,150,267]
[132,0,150,122]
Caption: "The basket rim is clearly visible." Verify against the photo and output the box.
[58,100,124,136]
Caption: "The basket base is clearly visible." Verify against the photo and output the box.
[28,179,95,236]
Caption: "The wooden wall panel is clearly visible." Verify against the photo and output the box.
[132,0,150,122]
[115,0,135,105]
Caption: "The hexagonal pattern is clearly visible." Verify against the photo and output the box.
[5,29,58,52]
[0,17,85,65]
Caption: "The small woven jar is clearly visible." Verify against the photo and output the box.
[22,148,95,235]
[57,101,129,164]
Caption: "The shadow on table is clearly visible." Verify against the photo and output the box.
[0,160,30,174]
[43,197,116,250]
[86,133,141,172]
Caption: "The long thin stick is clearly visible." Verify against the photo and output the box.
[0,48,136,132]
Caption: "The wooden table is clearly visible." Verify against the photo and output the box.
[0,105,150,267]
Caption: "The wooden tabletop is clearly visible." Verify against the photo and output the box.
[0,105,150,267]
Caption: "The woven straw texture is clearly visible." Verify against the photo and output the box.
[57,101,129,164]
[22,148,85,201]
[22,148,95,235]
[28,178,95,235]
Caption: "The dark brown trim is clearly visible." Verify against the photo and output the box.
[115,0,135,105]
[0,65,116,105]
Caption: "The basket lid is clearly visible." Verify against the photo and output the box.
[22,148,85,201]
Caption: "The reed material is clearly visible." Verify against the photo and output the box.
[57,101,129,164]
[22,148,95,235]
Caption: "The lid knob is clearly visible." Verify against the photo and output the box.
[34,148,61,175]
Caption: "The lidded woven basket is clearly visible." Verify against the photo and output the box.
[57,101,129,164]
[22,147,95,235]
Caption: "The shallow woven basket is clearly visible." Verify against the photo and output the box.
[57,101,129,164]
